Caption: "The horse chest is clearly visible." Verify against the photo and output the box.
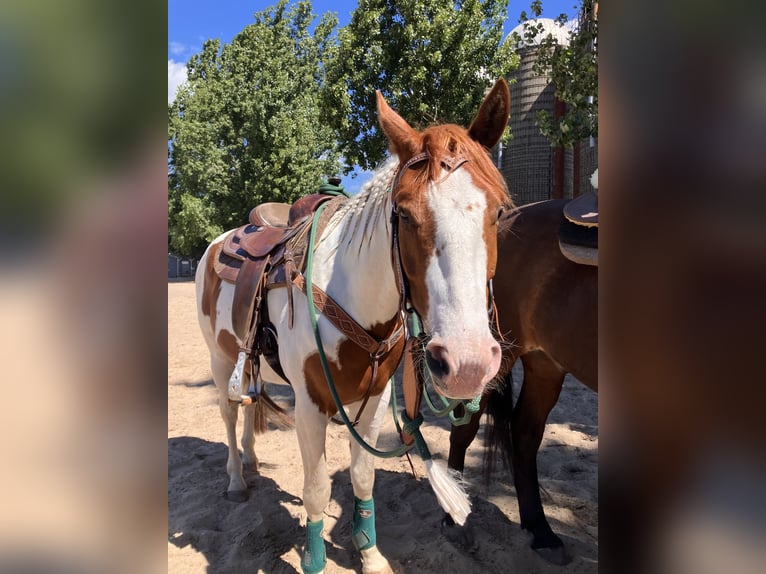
[301,332,405,416]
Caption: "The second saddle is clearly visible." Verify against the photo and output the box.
[558,184,598,266]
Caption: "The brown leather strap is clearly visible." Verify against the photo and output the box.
[292,272,405,426]
[234,254,270,345]
[390,151,429,192]
[400,336,424,447]
[283,251,296,329]
[390,152,469,193]
[292,274,404,357]
[353,356,379,426]
[277,218,316,330]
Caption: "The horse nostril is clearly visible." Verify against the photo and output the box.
[426,344,451,378]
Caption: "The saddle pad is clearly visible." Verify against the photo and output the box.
[558,220,598,267]
[558,219,598,249]
[559,241,598,266]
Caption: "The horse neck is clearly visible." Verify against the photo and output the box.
[311,161,400,331]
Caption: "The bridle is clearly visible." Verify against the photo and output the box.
[388,151,501,434]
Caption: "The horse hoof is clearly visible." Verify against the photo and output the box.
[534,545,570,565]
[360,547,397,574]
[224,489,249,502]
[441,513,478,553]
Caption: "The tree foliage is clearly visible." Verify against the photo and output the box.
[168,0,341,258]
[325,0,519,171]
[513,0,598,148]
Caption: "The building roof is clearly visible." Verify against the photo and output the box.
[506,17,575,49]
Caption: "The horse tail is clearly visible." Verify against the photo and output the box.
[483,370,515,486]
[253,389,295,434]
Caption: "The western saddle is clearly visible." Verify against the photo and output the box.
[213,188,346,391]
[558,173,598,266]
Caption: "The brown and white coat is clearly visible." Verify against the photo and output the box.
[195,80,512,574]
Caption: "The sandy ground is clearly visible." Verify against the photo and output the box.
[168,280,598,573]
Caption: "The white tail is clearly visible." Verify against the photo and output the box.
[425,459,471,525]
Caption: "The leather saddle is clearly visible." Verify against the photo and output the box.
[213,193,340,344]
[558,190,598,266]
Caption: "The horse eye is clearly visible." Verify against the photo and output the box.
[398,209,411,223]
[495,207,505,224]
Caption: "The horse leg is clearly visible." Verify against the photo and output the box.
[241,400,258,472]
[211,353,248,501]
[513,352,567,564]
[447,392,491,473]
[237,360,258,473]
[347,391,394,574]
[295,394,331,574]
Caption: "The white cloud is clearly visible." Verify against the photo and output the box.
[168,60,187,104]
[169,41,187,56]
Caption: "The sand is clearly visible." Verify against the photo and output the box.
[168,280,598,573]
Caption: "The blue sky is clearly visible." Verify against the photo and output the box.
[169,0,579,67]
[168,0,580,191]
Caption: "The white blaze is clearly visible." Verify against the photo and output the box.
[424,168,490,339]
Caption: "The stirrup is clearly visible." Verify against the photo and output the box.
[227,351,262,404]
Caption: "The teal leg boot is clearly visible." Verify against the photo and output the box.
[301,518,326,574]
[352,497,377,552]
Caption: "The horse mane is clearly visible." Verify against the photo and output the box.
[325,156,398,249]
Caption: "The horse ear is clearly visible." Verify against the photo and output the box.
[377,91,420,160]
[468,78,510,150]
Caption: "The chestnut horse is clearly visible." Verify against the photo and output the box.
[446,198,597,564]
[195,80,512,574]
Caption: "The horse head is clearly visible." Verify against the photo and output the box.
[377,79,512,399]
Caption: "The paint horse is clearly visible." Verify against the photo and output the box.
[196,79,512,574]
[446,198,597,564]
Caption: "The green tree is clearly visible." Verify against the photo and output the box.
[168,0,341,258]
[325,0,519,172]
[513,0,598,147]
